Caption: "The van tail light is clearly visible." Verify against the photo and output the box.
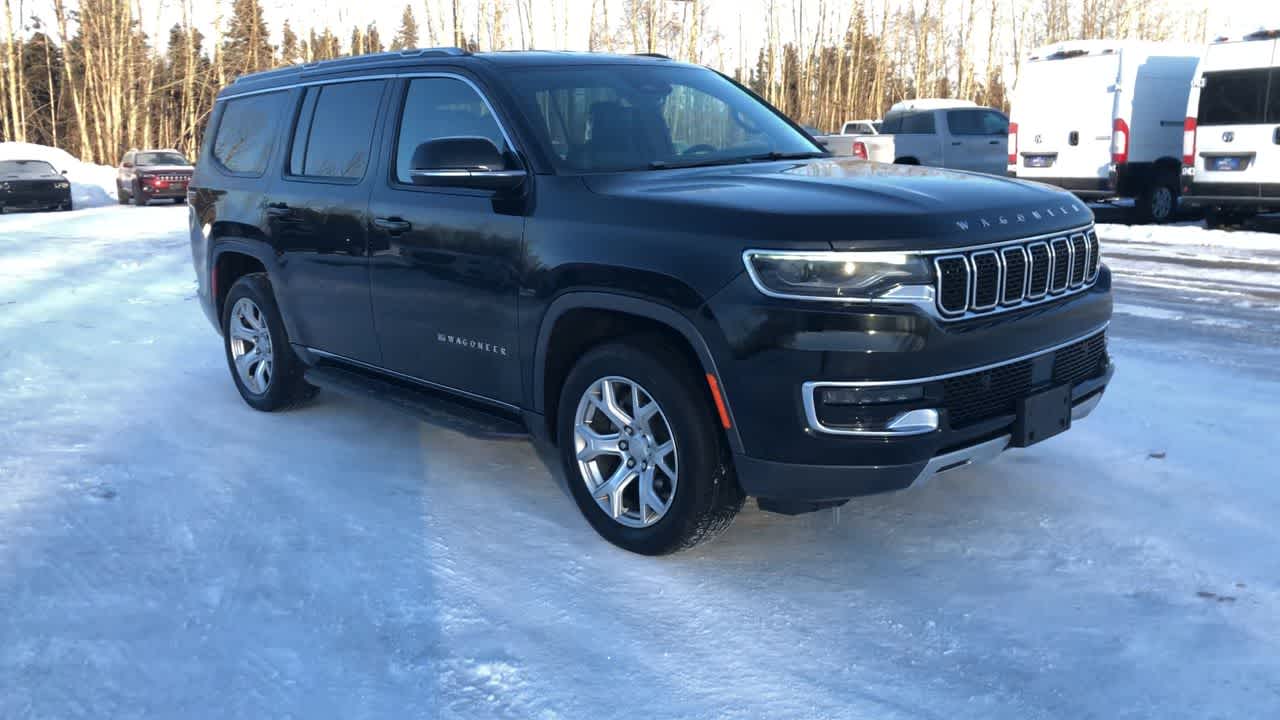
[1182,117,1197,166]
[1008,122,1018,165]
[1111,118,1129,165]
[852,141,868,160]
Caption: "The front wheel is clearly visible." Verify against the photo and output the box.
[557,341,743,555]
[221,273,316,411]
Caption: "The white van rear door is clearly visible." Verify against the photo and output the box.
[1013,54,1119,181]
[1193,39,1277,189]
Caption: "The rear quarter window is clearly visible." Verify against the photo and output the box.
[212,91,288,176]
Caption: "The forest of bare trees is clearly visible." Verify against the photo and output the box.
[1,0,1209,165]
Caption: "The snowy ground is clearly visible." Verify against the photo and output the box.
[2,205,1279,719]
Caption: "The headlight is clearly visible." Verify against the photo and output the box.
[0,182,8,191]
[55,182,70,189]
[743,250,933,301]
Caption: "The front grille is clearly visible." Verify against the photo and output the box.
[145,174,190,183]
[934,226,1099,319]
[942,332,1108,428]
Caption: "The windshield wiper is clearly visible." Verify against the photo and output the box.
[648,150,827,171]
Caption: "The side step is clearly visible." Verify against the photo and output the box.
[304,364,529,441]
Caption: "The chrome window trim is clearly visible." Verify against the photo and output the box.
[1026,241,1051,299]
[933,254,970,315]
[1000,245,1029,305]
[968,249,1002,311]
[215,72,520,161]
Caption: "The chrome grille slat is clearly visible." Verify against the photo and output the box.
[933,225,1100,321]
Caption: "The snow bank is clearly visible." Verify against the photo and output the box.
[1097,221,1280,252]
[0,142,118,209]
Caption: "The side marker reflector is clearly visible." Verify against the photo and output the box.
[705,374,732,429]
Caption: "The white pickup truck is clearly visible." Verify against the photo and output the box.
[816,100,1009,176]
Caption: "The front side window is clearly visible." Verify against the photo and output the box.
[1198,69,1268,126]
[213,91,287,176]
[947,109,1008,135]
[393,77,509,184]
[289,80,385,179]
[509,65,822,173]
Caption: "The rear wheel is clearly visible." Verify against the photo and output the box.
[557,340,743,555]
[221,273,316,411]
[1136,182,1177,224]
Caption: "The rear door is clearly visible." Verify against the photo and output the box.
[1013,54,1119,182]
[366,74,525,405]
[265,79,388,365]
[1193,63,1272,192]
[895,111,943,165]
[945,108,1008,175]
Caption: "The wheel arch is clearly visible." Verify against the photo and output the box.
[532,292,744,454]
[210,234,277,331]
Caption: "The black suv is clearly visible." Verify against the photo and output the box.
[189,49,1114,554]
[117,149,194,205]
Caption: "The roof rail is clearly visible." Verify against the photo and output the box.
[1243,29,1280,41]
[233,47,469,84]
[633,53,672,60]
[300,47,469,71]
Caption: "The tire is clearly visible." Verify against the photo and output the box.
[131,183,146,206]
[174,197,186,205]
[117,184,129,204]
[557,340,743,555]
[221,273,317,412]
[1205,208,1253,230]
[1136,182,1177,224]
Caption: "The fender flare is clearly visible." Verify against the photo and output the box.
[531,291,744,454]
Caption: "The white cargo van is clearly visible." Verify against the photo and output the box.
[1008,40,1200,223]
[1181,29,1280,227]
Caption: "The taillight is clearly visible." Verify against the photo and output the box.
[852,141,868,160]
[1182,116,1197,166]
[1007,122,1018,165]
[1111,118,1129,165]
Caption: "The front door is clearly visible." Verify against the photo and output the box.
[367,75,525,405]
[266,80,389,365]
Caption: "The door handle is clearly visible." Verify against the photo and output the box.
[265,202,293,218]
[989,140,1001,145]
[951,141,962,146]
[374,217,412,234]
[1273,126,1279,144]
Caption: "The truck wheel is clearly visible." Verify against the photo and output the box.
[221,273,316,412]
[557,340,743,555]
[1205,209,1253,230]
[1136,182,1176,224]
[132,183,146,206]
[117,184,129,204]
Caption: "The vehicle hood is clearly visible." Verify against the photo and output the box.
[581,157,1092,251]
[136,164,194,173]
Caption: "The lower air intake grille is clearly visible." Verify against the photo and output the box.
[942,331,1109,429]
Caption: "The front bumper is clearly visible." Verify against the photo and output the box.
[734,372,1110,502]
[702,265,1114,502]
[0,188,70,210]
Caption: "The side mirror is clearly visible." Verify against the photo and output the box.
[61,169,68,175]
[122,162,133,169]
[409,137,526,191]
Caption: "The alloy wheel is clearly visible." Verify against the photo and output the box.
[573,376,678,528]
[228,297,274,394]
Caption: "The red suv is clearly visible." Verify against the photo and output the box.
[117,149,194,206]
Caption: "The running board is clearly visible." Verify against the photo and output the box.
[303,364,529,440]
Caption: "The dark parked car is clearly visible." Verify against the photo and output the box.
[0,159,72,213]
[117,149,194,205]
[190,49,1114,555]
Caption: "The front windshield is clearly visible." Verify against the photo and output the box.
[0,159,59,177]
[136,151,189,166]
[509,64,824,172]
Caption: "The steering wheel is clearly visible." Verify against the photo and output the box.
[681,144,717,156]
